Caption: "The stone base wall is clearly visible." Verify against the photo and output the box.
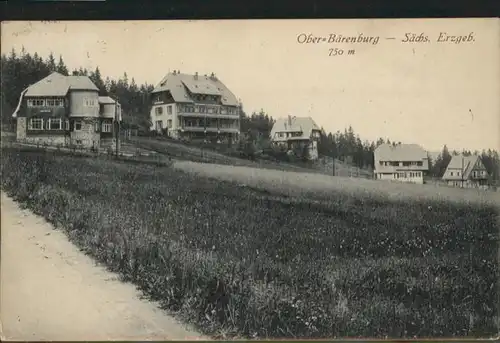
[19,135,68,146]
[16,117,27,140]
[70,131,100,149]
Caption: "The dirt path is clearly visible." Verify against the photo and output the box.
[0,192,206,341]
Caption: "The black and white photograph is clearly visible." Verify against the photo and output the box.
[1,18,499,340]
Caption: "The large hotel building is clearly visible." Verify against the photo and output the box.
[150,71,241,143]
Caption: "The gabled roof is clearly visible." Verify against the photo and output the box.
[181,78,222,96]
[442,154,487,180]
[152,72,239,106]
[270,116,321,141]
[25,72,70,97]
[24,72,98,97]
[67,75,99,91]
[374,143,428,162]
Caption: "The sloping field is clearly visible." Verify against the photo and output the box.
[1,147,498,339]
[173,160,500,206]
[129,137,327,173]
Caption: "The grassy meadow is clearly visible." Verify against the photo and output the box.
[1,147,498,339]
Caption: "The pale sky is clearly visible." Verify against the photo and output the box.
[2,19,499,152]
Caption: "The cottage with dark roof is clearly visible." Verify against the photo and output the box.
[12,72,121,149]
[150,70,240,143]
[270,116,322,160]
[374,143,429,184]
[442,154,489,188]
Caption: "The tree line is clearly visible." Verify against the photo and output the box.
[1,48,498,180]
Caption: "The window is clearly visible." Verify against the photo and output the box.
[74,120,82,131]
[84,98,97,107]
[65,120,70,130]
[155,107,163,115]
[167,105,172,114]
[102,122,112,132]
[28,99,45,107]
[167,119,172,128]
[28,118,43,130]
[95,122,100,132]
[46,99,64,107]
[451,172,454,176]
[199,106,206,113]
[48,118,62,130]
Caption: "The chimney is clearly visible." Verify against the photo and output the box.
[194,72,198,80]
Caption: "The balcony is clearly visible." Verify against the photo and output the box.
[394,165,427,171]
[178,112,239,120]
[26,106,66,118]
[180,126,239,134]
[219,127,239,134]
[177,104,239,119]
[181,126,206,133]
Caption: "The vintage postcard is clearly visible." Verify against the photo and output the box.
[1,18,499,341]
